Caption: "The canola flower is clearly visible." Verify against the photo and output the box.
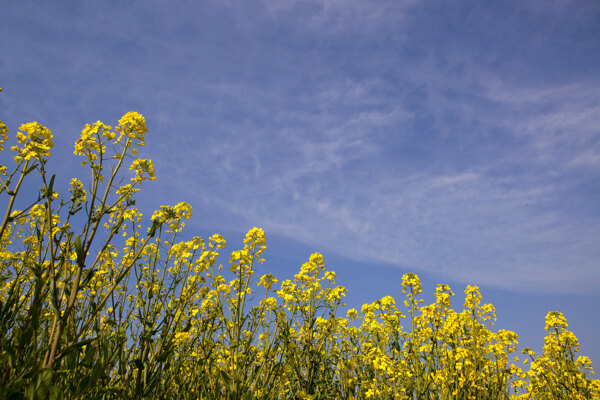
[0,107,598,399]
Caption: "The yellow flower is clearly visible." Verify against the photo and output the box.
[117,111,147,143]
[544,311,568,331]
[129,158,156,183]
[11,122,53,161]
[258,273,278,290]
[69,178,87,203]
[0,120,9,151]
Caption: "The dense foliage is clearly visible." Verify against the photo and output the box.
[0,109,598,399]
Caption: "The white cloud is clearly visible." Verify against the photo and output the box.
[2,0,599,295]
[161,60,600,293]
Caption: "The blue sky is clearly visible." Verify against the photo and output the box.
[1,0,599,365]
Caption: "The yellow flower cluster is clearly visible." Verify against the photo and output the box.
[0,111,597,400]
[0,121,9,151]
[74,120,113,160]
[150,201,192,233]
[11,122,54,162]
[515,311,600,399]
[68,178,86,203]
[117,111,147,144]
[129,158,156,184]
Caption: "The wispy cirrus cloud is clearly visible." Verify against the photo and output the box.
[1,0,599,295]
[156,66,600,293]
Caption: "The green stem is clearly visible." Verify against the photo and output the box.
[0,160,30,240]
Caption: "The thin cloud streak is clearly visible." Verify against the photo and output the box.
[162,81,599,293]
[149,47,600,293]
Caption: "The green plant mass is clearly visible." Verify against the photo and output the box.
[0,111,598,399]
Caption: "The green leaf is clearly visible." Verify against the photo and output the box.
[143,373,160,397]
[73,341,108,399]
[155,347,174,364]
[148,219,160,238]
[220,370,231,386]
[45,174,55,198]
[25,164,38,174]
[73,234,85,268]
[24,367,53,400]
[80,268,97,289]
[68,205,82,216]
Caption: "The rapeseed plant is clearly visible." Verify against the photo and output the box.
[0,106,598,399]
